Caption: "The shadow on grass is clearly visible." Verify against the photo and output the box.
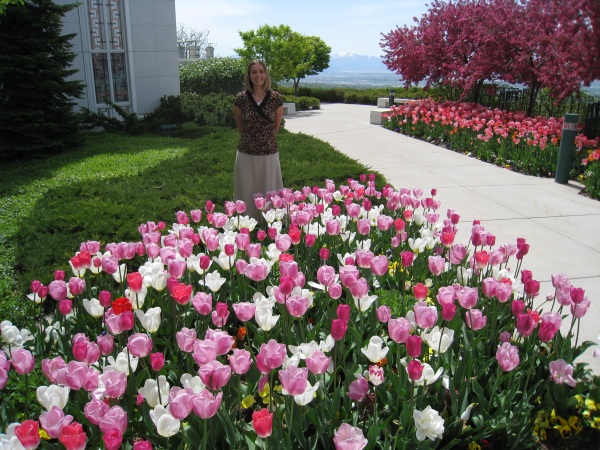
[9,126,387,295]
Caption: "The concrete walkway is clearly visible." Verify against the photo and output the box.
[284,103,600,374]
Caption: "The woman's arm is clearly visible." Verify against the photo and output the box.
[274,105,284,136]
[233,105,242,132]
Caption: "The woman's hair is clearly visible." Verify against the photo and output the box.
[244,60,272,92]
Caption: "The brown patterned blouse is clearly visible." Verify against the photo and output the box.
[234,90,283,156]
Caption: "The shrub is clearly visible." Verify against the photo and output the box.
[181,93,236,128]
[142,96,190,132]
[581,149,600,199]
[281,95,320,111]
[179,58,246,96]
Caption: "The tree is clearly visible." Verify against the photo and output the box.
[0,0,84,156]
[177,23,211,57]
[381,0,599,115]
[235,24,331,95]
[0,0,23,15]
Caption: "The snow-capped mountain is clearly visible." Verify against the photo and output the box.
[325,52,388,73]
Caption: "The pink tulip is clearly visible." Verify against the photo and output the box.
[496,342,520,371]
[376,305,391,323]
[229,348,252,375]
[286,294,309,317]
[49,280,68,301]
[331,319,348,341]
[388,318,412,344]
[243,261,269,282]
[256,339,286,373]
[275,234,292,252]
[198,360,231,390]
[538,312,562,342]
[347,375,369,402]
[278,366,308,395]
[436,286,456,307]
[211,302,230,327]
[127,333,153,358]
[495,282,513,303]
[356,218,370,235]
[98,290,112,307]
[101,370,127,399]
[511,299,525,316]
[349,277,369,299]
[192,292,213,315]
[456,286,478,310]
[407,359,424,381]
[333,423,368,450]
[571,296,590,318]
[68,277,86,296]
[11,348,35,375]
[414,302,438,329]
[317,266,337,287]
[441,303,457,321]
[65,361,98,391]
[99,405,128,435]
[41,356,66,383]
[101,255,119,275]
[133,440,153,450]
[40,406,73,439]
[176,328,197,353]
[406,335,422,357]
[84,399,109,425]
[355,250,374,268]
[516,313,537,337]
[549,359,577,387]
[448,244,466,264]
[168,387,195,420]
[465,309,487,330]
[339,265,359,288]
[481,277,498,298]
[413,283,428,301]
[370,255,388,276]
[193,389,223,419]
[428,255,445,276]
[400,251,415,267]
[327,283,343,299]
[96,334,114,356]
[102,430,122,450]
[150,352,165,371]
[319,247,330,260]
[306,350,331,375]
[59,299,73,315]
[368,365,384,386]
[192,339,218,366]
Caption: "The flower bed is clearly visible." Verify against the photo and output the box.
[1,176,598,449]
[382,100,600,198]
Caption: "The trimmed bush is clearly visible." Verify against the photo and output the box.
[180,58,246,95]
[181,93,236,127]
[282,95,320,111]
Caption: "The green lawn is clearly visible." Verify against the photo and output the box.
[0,125,386,325]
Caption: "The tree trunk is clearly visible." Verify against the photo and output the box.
[293,79,300,96]
[526,80,540,117]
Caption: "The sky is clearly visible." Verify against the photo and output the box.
[174,0,430,58]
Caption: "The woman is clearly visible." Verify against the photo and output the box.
[233,60,284,221]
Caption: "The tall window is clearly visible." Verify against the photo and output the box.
[87,0,129,107]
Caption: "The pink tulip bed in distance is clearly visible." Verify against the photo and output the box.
[382,100,600,200]
[1,175,599,449]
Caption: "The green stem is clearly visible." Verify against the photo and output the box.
[203,418,207,450]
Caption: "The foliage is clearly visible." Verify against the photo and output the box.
[277,86,430,105]
[236,24,331,95]
[382,99,599,179]
[381,0,600,116]
[0,0,84,157]
[581,149,600,200]
[141,96,190,132]
[179,58,246,96]
[0,0,23,15]
[0,128,377,328]
[181,93,237,127]
[0,174,597,448]
[78,104,147,135]
[281,95,320,111]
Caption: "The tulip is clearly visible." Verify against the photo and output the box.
[388,317,412,343]
[232,302,256,321]
[96,334,115,356]
[368,365,384,386]
[149,405,180,437]
[376,305,391,323]
[229,348,252,375]
[198,360,231,390]
[465,309,487,330]
[279,366,308,396]
[306,350,331,375]
[99,405,128,435]
[496,342,520,371]
[361,336,389,363]
[193,389,223,419]
[133,441,153,450]
[14,419,40,450]
[150,352,165,371]
[10,348,35,375]
[333,423,368,450]
[40,406,73,439]
[101,370,127,398]
[331,319,348,341]
[84,399,109,425]
[252,408,273,438]
[167,387,195,420]
[102,430,123,450]
[59,422,87,450]
[127,333,153,358]
[256,340,286,372]
[192,292,213,315]
[549,359,577,387]
[407,359,424,381]
[406,335,422,358]
[414,302,438,329]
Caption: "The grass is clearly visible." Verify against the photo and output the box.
[0,124,387,326]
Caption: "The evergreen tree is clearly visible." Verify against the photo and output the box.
[0,0,84,156]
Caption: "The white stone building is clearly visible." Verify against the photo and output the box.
[57,0,180,116]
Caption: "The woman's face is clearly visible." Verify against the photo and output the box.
[249,64,266,88]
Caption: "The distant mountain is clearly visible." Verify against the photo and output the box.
[324,52,389,73]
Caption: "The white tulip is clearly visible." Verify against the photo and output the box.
[37,385,70,410]
[150,405,181,437]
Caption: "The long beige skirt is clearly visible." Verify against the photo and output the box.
[233,151,284,221]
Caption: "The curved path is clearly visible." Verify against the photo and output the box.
[285,102,600,373]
